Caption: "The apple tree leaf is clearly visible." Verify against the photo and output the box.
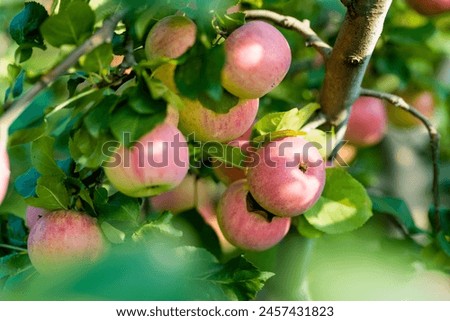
[25,176,70,211]
[40,1,95,47]
[304,168,372,234]
[253,103,320,136]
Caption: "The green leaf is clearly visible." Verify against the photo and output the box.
[207,255,274,300]
[304,168,372,234]
[101,221,126,244]
[254,104,320,136]
[96,192,141,233]
[31,136,66,177]
[4,214,28,247]
[203,141,246,168]
[26,175,70,211]
[174,44,226,105]
[370,195,426,234]
[8,120,47,147]
[0,253,32,281]
[81,43,113,73]
[198,90,240,114]
[69,129,113,170]
[14,167,41,198]
[295,215,324,239]
[83,95,118,138]
[40,1,95,47]
[132,213,183,242]
[9,2,48,48]
[109,107,166,147]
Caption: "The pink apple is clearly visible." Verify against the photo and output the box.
[104,122,189,197]
[406,0,450,15]
[247,136,326,217]
[178,98,258,142]
[344,97,387,147]
[150,173,196,214]
[222,20,291,99]
[145,15,197,92]
[27,210,106,274]
[217,179,291,251]
[25,206,48,229]
[0,127,10,205]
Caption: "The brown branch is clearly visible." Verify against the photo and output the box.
[0,11,126,129]
[320,0,392,124]
[244,9,332,59]
[360,88,441,229]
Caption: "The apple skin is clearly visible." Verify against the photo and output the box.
[104,122,190,197]
[25,206,48,229]
[406,0,450,15]
[222,20,291,99]
[178,98,258,143]
[217,179,291,251]
[145,15,197,92]
[0,128,9,205]
[344,97,387,147]
[388,91,434,128]
[247,136,325,217]
[151,174,196,214]
[27,210,106,274]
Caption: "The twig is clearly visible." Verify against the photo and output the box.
[244,9,332,59]
[0,244,27,252]
[360,88,441,230]
[0,11,126,130]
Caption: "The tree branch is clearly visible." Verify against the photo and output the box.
[0,11,126,130]
[244,9,332,59]
[360,88,441,229]
[320,0,392,124]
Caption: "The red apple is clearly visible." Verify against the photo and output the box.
[247,136,326,217]
[104,122,190,197]
[27,210,106,274]
[217,179,291,251]
[178,98,258,143]
[344,97,387,147]
[388,91,435,128]
[0,127,10,205]
[406,0,450,15]
[25,206,48,229]
[145,15,197,92]
[222,20,291,99]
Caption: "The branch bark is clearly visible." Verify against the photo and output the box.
[360,88,441,227]
[0,11,125,129]
[320,0,392,124]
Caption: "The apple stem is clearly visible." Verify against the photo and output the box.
[360,88,441,231]
[0,10,127,130]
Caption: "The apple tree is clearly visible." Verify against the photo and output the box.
[0,0,449,300]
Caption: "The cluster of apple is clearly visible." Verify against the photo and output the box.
[139,15,327,252]
[18,15,297,273]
